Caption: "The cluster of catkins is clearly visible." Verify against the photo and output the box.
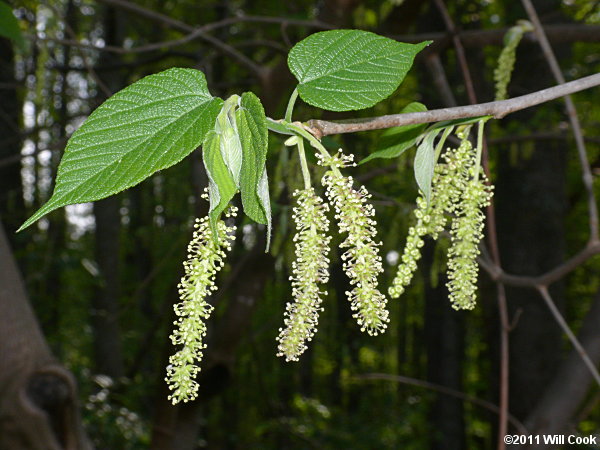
[277,151,389,362]
[389,128,494,310]
[166,129,492,403]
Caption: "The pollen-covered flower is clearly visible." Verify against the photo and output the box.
[166,209,236,404]
[277,188,331,361]
[321,152,389,335]
[447,174,493,310]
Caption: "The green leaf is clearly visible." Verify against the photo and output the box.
[0,1,25,50]
[19,68,222,231]
[288,30,430,112]
[359,102,427,164]
[414,129,440,204]
[203,130,237,236]
[236,92,271,233]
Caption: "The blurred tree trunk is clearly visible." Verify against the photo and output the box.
[0,221,91,450]
[90,5,126,379]
[0,40,24,236]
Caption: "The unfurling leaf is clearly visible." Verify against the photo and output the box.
[203,130,237,237]
[237,92,272,249]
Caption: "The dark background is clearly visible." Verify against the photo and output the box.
[1,0,599,448]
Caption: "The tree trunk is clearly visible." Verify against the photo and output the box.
[0,221,91,450]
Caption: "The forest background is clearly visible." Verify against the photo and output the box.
[1,0,599,449]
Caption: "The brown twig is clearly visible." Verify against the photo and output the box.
[354,373,528,435]
[306,73,600,137]
[536,286,600,387]
[478,240,600,288]
[521,0,599,242]
[431,3,510,446]
[94,0,264,79]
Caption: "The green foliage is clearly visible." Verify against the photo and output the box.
[20,68,223,231]
[0,1,25,50]
[288,29,430,111]
[359,102,428,164]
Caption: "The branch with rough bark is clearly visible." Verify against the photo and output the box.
[305,73,600,137]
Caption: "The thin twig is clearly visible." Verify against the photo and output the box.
[478,240,600,288]
[433,0,477,104]
[536,286,600,388]
[306,73,600,137]
[521,0,599,242]
[95,0,264,79]
[354,373,528,435]
[431,4,510,445]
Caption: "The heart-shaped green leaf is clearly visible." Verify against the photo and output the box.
[19,68,222,231]
[360,102,427,164]
[288,30,430,112]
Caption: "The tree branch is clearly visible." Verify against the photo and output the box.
[306,73,600,137]
[354,373,527,435]
[537,286,600,388]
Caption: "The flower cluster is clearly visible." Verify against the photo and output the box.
[166,208,236,404]
[277,188,331,361]
[321,152,389,335]
[447,172,493,309]
[389,128,494,309]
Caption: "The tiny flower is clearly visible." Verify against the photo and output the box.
[321,151,389,335]
[277,188,331,361]
[166,208,236,404]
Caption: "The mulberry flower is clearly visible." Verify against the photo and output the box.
[447,174,493,310]
[321,152,389,335]
[388,205,427,298]
[277,188,331,361]
[389,130,477,299]
[166,208,236,404]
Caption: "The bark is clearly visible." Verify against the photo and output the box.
[0,221,91,450]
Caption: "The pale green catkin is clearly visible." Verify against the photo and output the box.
[277,188,331,361]
[494,20,533,101]
[166,208,236,404]
[320,151,389,335]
